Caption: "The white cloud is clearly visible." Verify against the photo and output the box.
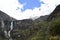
[0,0,60,20]
[41,0,60,15]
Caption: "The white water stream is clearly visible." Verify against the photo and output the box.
[1,21,13,40]
[8,21,13,37]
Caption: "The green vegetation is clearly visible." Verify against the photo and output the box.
[49,18,60,36]
[27,12,60,40]
[0,7,60,40]
[0,14,60,40]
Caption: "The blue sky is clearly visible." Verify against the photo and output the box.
[0,0,60,20]
[18,0,44,12]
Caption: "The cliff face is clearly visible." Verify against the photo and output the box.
[0,11,34,29]
[0,10,34,30]
[0,11,34,40]
[0,10,16,32]
[0,11,16,39]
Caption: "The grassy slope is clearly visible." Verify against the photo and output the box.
[27,6,60,40]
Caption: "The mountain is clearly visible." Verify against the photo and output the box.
[0,10,16,21]
[0,10,16,39]
[0,4,60,40]
[13,19,34,30]
[47,5,60,21]
[0,11,34,40]
[29,5,60,40]
[34,15,49,23]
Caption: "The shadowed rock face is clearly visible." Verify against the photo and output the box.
[13,19,34,30]
[4,21,11,31]
[0,10,15,30]
[0,11,16,32]
[0,11,16,21]
[47,5,60,21]
[0,11,16,39]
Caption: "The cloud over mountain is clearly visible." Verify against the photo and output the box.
[0,0,60,20]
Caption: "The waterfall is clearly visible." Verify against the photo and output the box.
[1,20,14,40]
[8,21,13,40]
[1,21,13,39]
[10,21,13,30]
[8,31,10,37]
[4,30,8,38]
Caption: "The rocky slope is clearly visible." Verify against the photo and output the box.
[0,10,16,21]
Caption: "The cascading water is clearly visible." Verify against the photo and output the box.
[4,30,8,38]
[1,21,13,40]
[8,21,13,40]
[10,21,13,30]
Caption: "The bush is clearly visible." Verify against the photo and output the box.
[49,18,60,36]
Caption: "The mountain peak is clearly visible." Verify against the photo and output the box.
[0,10,16,21]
